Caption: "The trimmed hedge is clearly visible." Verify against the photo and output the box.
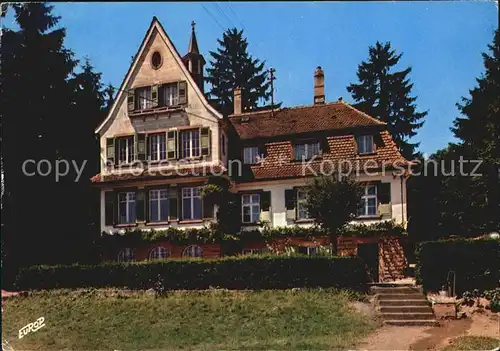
[15,256,368,291]
[416,238,499,294]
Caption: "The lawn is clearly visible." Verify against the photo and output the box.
[442,336,500,351]
[2,288,375,350]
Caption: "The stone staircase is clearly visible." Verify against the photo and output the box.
[372,285,439,326]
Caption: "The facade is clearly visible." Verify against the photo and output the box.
[92,17,412,272]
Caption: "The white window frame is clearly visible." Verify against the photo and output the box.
[136,86,153,110]
[117,136,134,164]
[357,135,374,154]
[118,248,136,262]
[118,191,136,224]
[149,246,169,260]
[180,129,200,159]
[182,187,202,220]
[296,188,310,220]
[183,245,203,258]
[149,189,168,222]
[161,83,179,107]
[148,133,166,161]
[241,194,260,223]
[294,141,320,160]
[358,185,378,217]
[243,146,259,164]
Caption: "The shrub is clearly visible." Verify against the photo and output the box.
[15,256,368,291]
[415,238,499,294]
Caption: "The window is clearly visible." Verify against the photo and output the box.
[243,146,259,164]
[182,187,202,220]
[242,194,260,223]
[151,51,162,69]
[149,246,169,260]
[118,248,136,262]
[136,86,153,110]
[160,83,179,107]
[242,248,265,255]
[358,185,377,217]
[183,245,203,258]
[149,189,168,222]
[296,189,309,220]
[356,135,374,154]
[118,192,136,224]
[148,133,166,161]
[180,130,200,159]
[294,142,320,160]
[117,136,134,164]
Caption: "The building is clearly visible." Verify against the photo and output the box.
[91,17,412,278]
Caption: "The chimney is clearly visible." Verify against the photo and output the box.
[314,66,325,104]
[233,87,242,115]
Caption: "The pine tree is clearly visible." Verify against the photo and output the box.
[205,28,280,116]
[347,41,427,160]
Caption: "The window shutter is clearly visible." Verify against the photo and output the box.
[166,130,178,160]
[200,127,211,156]
[258,144,267,158]
[106,138,115,165]
[151,85,159,107]
[285,189,296,221]
[168,187,178,221]
[136,190,146,222]
[202,195,214,220]
[127,90,135,111]
[260,191,271,222]
[377,182,392,218]
[178,81,187,105]
[104,191,115,226]
[320,137,329,154]
[136,133,147,161]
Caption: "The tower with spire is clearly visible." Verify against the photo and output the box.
[182,21,206,93]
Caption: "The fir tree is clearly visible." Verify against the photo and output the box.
[347,41,427,159]
[205,28,280,116]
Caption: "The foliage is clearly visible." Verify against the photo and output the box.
[341,220,406,237]
[14,256,369,291]
[2,289,374,350]
[304,175,364,236]
[347,41,427,159]
[461,287,500,312]
[441,336,500,351]
[205,28,281,116]
[415,237,499,294]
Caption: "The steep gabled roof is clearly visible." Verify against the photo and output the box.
[95,17,221,135]
[228,101,385,140]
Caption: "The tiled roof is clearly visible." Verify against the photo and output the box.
[229,102,385,140]
[91,165,225,184]
[242,131,413,181]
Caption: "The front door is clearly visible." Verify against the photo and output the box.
[358,243,379,282]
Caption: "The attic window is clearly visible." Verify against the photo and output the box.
[151,51,162,70]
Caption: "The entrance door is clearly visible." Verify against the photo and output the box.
[357,243,379,282]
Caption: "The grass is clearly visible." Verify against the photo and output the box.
[2,288,375,350]
[442,336,500,351]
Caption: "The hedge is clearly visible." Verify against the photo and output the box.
[15,256,368,291]
[415,238,499,294]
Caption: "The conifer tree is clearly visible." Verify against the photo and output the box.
[347,41,427,159]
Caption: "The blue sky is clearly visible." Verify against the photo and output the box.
[3,2,498,155]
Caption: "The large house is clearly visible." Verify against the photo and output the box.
[92,17,412,274]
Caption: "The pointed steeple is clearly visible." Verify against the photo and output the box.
[188,20,200,54]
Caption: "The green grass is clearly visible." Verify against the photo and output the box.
[2,288,375,350]
[442,336,500,351]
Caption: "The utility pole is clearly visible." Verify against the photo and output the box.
[268,67,276,116]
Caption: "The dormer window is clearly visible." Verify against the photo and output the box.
[293,141,320,161]
[356,135,374,154]
[243,146,259,164]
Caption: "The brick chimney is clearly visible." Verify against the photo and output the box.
[314,66,325,104]
[233,87,242,115]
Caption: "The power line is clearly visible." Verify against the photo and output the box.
[227,2,245,30]
[213,2,235,29]
[201,4,225,31]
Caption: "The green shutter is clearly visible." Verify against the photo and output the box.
[166,130,178,160]
[136,190,146,222]
[104,191,115,226]
[285,189,296,221]
[168,187,178,221]
[135,133,146,161]
[260,191,271,223]
[151,85,159,107]
[106,138,115,165]
[200,127,211,156]
[178,81,187,104]
[377,182,392,218]
[127,89,135,111]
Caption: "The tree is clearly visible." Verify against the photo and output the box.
[205,28,280,116]
[304,175,363,248]
[347,41,427,159]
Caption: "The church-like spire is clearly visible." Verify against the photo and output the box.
[188,20,200,54]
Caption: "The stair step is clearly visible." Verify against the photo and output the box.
[372,287,422,294]
[376,293,426,300]
[383,319,439,327]
[379,299,430,307]
[380,306,433,313]
[381,312,436,321]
